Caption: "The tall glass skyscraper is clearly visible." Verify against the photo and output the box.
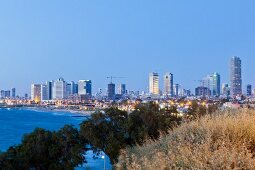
[164,73,173,97]
[212,72,221,96]
[149,72,159,95]
[230,57,242,97]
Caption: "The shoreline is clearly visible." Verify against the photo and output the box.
[17,106,96,116]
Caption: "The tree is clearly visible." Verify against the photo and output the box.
[80,108,128,164]
[0,126,85,170]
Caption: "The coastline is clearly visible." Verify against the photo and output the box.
[20,106,96,116]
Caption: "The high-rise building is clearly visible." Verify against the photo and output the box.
[70,81,78,95]
[11,88,16,98]
[164,73,173,97]
[78,80,92,96]
[212,72,221,96]
[41,84,49,101]
[118,84,126,95]
[222,83,230,96]
[85,80,92,96]
[4,91,10,98]
[149,72,159,95]
[203,72,220,96]
[173,84,180,97]
[31,84,41,102]
[230,56,242,97]
[53,78,67,100]
[0,90,5,99]
[46,81,53,100]
[108,83,115,100]
[247,84,252,96]
[195,86,211,97]
[66,83,72,97]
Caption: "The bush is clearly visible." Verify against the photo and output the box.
[116,109,255,170]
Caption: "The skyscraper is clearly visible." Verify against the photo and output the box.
[230,56,242,97]
[222,83,230,96]
[173,84,180,97]
[164,73,173,97]
[247,84,252,96]
[53,78,67,100]
[70,81,77,95]
[118,84,126,95]
[11,88,16,98]
[66,83,72,97]
[31,84,41,102]
[41,84,49,101]
[149,72,159,95]
[46,81,53,100]
[108,83,115,100]
[78,80,92,96]
[212,72,221,96]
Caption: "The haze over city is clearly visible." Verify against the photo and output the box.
[0,0,254,95]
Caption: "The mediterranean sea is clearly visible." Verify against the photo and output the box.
[0,108,111,170]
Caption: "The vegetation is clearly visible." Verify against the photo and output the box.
[0,101,220,169]
[116,109,255,169]
[0,125,85,170]
[79,102,182,164]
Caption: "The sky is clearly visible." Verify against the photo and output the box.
[0,0,254,95]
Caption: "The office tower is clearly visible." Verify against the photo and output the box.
[0,90,5,98]
[24,93,28,99]
[70,81,77,95]
[118,84,126,95]
[78,80,92,96]
[46,81,53,100]
[108,83,115,100]
[173,84,180,97]
[212,72,221,96]
[230,56,242,97]
[66,83,72,97]
[203,72,220,96]
[164,73,173,97]
[222,83,230,96]
[41,84,49,101]
[78,80,86,95]
[195,86,211,97]
[247,84,252,96]
[149,72,159,95]
[53,78,67,100]
[85,80,92,96]
[11,88,16,98]
[4,91,10,98]
[31,84,41,101]
[186,89,191,96]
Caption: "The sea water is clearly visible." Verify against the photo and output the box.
[0,108,111,170]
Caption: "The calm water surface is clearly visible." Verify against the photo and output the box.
[0,108,111,170]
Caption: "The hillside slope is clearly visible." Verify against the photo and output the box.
[116,109,255,170]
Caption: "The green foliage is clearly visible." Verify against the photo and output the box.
[0,101,220,168]
[0,125,85,170]
[80,108,128,163]
[80,102,182,164]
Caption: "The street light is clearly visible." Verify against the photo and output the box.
[102,155,106,170]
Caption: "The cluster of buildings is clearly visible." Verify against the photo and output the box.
[0,88,16,99]
[31,78,92,102]
[1,56,253,108]
[148,56,252,99]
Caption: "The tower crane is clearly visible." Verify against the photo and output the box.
[106,76,126,84]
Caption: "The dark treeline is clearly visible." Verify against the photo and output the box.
[0,101,219,170]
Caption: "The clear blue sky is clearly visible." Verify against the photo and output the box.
[0,0,254,95]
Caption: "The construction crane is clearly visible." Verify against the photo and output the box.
[106,76,126,84]
[193,80,204,87]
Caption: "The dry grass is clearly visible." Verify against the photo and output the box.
[116,109,255,170]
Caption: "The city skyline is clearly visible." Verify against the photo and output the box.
[0,1,254,95]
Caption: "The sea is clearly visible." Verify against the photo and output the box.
[0,108,112,170]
